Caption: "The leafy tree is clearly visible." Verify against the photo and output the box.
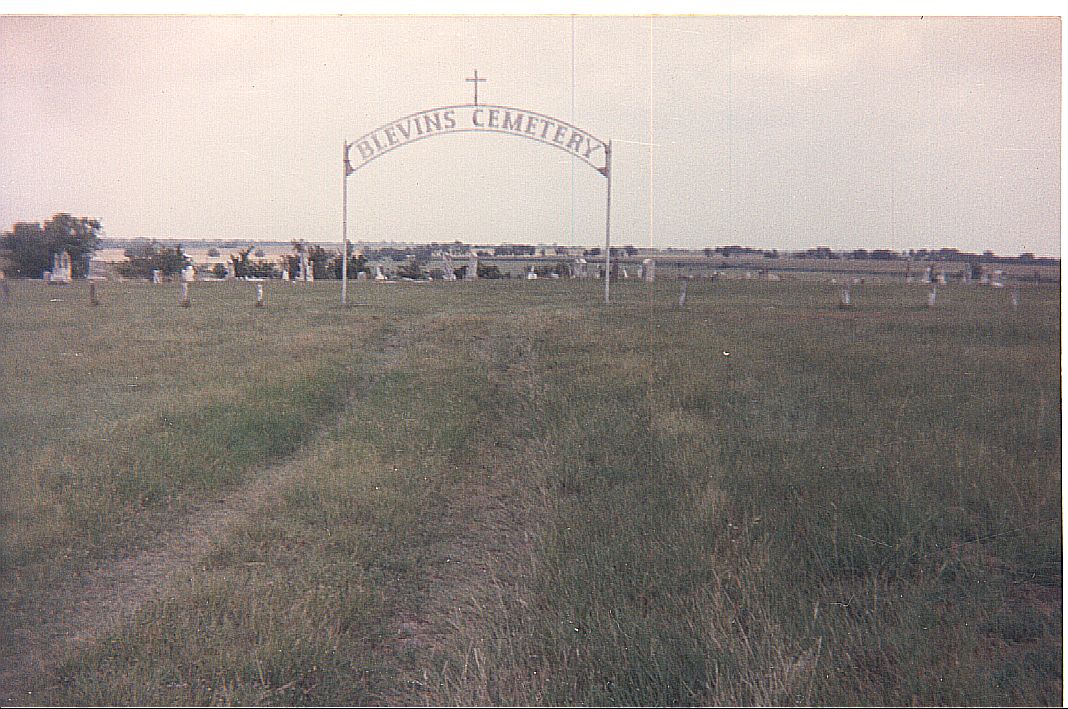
[286,241,335,279]
[117,241,190,279]
[477,263,503,279]
[0,213,102,277]
[230,246,277,278]
[397,257,426,280]
[331,253,368,279]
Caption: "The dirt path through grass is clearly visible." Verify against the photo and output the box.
[0,325,416,705]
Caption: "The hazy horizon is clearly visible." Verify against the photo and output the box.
[1,15,1060,256]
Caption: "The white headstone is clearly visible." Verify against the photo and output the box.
[306,260,314,283]
[621,267,629,279]
[374,265,387,281]
[152,269,163,284]
[927,286,938,308]
[642,259,656,282]
[51,252,72,284]
[922,266,932,284]
[87,254,108,280]
[356,270,367,281]
[465,253,478,281]
[936,270,946,285]
[281,270,290,282]
[678,280,688,308]
[527,266,537,280]
[1011,286,1020,310]
[442,253,458,281]
[840,286,851,308]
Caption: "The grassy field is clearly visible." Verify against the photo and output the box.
[0,277,1060,705]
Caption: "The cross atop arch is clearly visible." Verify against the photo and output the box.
[465,69,487,105]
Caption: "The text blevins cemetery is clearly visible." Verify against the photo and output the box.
[347,105,608,176]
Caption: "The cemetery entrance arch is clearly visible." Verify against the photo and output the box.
[341,104,613,303]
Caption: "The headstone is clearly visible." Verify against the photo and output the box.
[979,271,990,285]
[678,280,688,309]
[152,269,163,284]
[573,258,589,278]
[465,253,478,281]
[621,267,629,279]
[936,270,946,285]
[961,269,971,284]
[356,270,368,281]
[255,283,265,308]
[374,265,388,281]
[927,285,938,308]
[1011,286,1020,311]
[442,253,458,281]
[642,259,656,282]
[89,281,99,306]
[527,266,537,280]
[306,261,314,283]
[181,265,195,283]
[50,252,72,284]
[991,270,1004,288]
[839,286,852,309]
[299,251,309,282]
[636,264,644,280]
[179,281,191,307]
[87,253,108,280]
[281,270,290,282]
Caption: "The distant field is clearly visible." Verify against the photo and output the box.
[0,278,1060,705]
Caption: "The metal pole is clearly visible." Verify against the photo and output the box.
[341,141,349,306]
[604,139,612,305]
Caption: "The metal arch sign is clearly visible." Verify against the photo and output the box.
[345,104,609,177]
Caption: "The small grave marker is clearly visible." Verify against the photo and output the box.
[642,258,656,282]
[255,283,265,308]
[678,280,688,309]
[89,281,99,306]
[179,281,191,307]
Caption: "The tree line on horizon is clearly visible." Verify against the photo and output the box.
[1,215,1057,280]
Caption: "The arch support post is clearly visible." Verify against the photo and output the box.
[603,139,612,305]
[342,141,352,306]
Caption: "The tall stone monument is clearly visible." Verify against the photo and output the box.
[50,251,72,284]
[441,253,458,281]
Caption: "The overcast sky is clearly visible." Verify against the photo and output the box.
[0,14,1060,255]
